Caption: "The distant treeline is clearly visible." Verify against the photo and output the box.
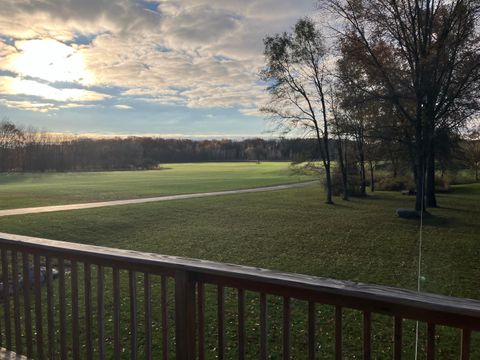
[0,122,331,171]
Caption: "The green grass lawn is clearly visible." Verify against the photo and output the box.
[0,167,478,359]
[0,162,312,209]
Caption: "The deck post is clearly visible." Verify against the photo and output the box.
[175,270,197,360]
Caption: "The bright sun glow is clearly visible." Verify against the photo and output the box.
[8,39,94,85]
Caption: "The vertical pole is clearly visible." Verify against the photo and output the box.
[175,270,196,360]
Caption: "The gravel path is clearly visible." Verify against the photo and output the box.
[0,180,319,217]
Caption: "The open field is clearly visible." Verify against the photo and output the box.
[0,162,312,210]
[0,165,479,358]
[1,182,479,299]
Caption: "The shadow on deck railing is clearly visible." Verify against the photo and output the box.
[0,232,478,359]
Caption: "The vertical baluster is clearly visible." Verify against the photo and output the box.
[161,275,169,360]
[363,311,372,360]
[283,297,291,360]
[393,317,402,360]
[129,271,137,360]
[197,283,205,360]
[174,270,196,360]
[0,260,2,349]
[22,253,33,358]
[113,268,121,360]
[260,293,267,360]
[1,249,11,349]
[238,289,245,360]
[84,263,93,360]
[45,258,54,359]
[97,265,105,360]
[335,306,342,360]
[461,328,471,360]
[144,273,152,360]
[34,254,44,360]
[217,285,225,360]
[11,251,21,354]
[71,261,80,360]
[58,258,67,360]
[308,301,316,360]
[426,323,435,360]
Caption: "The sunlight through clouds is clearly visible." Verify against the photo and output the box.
[4,39,94,85]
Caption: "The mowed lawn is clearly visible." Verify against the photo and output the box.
[0,167,479,358]
[0,180,479,299]
[0,162,312,209]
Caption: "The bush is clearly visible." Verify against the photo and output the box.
[435,175,451,193]
[325,168,364,197]
[376,175,415,192]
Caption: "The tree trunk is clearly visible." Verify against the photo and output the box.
[337,139,349,200]
[414,121,426,212]
[426,145,437,208]
[325,161,334,204]
[369,160,375,192]
[357,137,367,196]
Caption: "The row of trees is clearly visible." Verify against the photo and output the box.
[261,0,480,210]
[1,119,478,186]
[0,121,326,172]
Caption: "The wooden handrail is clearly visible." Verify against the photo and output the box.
[0,233,480,360]
[0,231,479,331]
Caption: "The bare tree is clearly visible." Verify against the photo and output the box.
[261,18,335,204]
[322,0,480,211]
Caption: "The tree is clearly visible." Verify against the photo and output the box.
[464,128,480,181]
[261,18,335,204]
[322,0,480,211]
[0,120,24,171]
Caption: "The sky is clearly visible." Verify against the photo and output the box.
[0,0,317,138]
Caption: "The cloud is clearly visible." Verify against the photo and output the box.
[0,0,316,117]
[114,104,133,109]
[0,99,94,112]
[0,0,161,39]
[0,76,110,102]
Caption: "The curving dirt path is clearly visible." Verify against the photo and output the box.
[0,180,319,217]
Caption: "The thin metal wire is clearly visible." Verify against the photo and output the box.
[414,163,426,360]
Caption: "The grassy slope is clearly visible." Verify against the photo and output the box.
[0,162,311,209]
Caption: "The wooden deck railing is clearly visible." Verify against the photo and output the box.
[0,232,479,359]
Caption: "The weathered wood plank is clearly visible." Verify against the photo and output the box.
[260,293,267,360]
[161,276,169,360]
[33,255,43,360]
[283,297,290,360]
[2,250,11,350]
[197,283,205,360]
[175,270,196,360]
[144,273,152,360]
[97,266,105,360]
[237,288,245,360]
[11,252,21,354]
[45,258,54,360]
[129,271,137,360]
[217,285,225,360]
[363,311,371,360]
[58,259,67,360]
[84,263,93,360]
[71,261,80,360]
[21,253,32,359]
